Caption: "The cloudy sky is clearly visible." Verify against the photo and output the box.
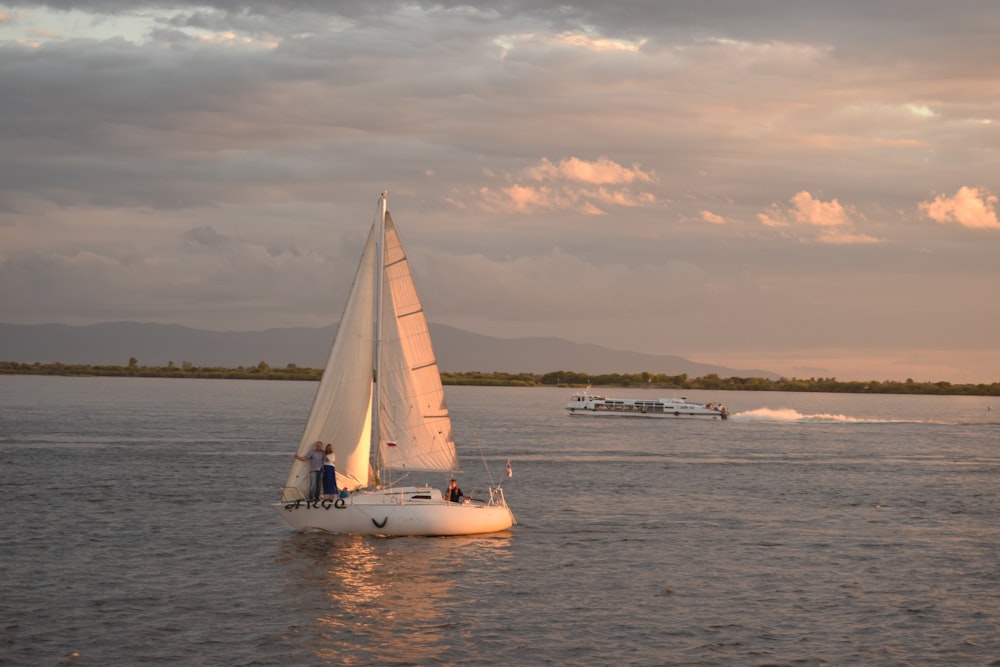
[1,1,998,383]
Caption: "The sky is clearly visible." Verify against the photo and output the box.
[1,1,998,383]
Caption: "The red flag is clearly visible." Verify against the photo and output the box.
[506,459,512,477]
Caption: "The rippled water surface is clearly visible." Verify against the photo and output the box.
[1,376,998,666]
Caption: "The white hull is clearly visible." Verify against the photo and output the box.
[273,486,515,536]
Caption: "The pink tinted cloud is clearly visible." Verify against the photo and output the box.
[700,210,726,224]
[919,186,999,229]
[477,156,656,215]
[789,191,851,227]
[525,156,654,185]
[504,184,554,212]
[759,191,878,244]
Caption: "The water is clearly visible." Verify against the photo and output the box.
[1,376,998,666]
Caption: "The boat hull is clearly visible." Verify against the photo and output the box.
[273,488,516,536]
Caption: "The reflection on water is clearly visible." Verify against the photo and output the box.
[277,532,513,665]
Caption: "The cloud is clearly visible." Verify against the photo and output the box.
[700,210,727,224]
[788,191,851,227]
[524,157,654,185]
[182,225,229,249]
[476,156,656,215]
[919,186,999,230]
[496,30,646,56]
[421,245,712,325]
[758,191,878,244]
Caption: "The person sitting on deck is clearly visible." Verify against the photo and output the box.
[446,479,464,503]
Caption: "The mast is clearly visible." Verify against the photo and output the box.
[371,191,387,484]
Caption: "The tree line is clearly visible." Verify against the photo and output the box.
[2,361,999,396]
[0,360,322,381]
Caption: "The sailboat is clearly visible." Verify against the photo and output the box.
[273,192,516,536]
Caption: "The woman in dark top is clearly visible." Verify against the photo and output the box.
[446,478,464,503]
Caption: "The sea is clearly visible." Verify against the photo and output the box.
[1,375,998,667]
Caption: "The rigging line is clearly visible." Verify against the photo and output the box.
[477,444,499,489]
[460,415,500,490]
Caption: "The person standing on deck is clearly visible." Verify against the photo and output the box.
[322,443,338,499]
[295,441,325,501]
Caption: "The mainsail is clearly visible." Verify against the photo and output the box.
[377,213,461,475]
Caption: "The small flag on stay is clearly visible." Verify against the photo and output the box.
[506,459,512,477]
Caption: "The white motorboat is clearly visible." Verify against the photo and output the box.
[566,388,729,420]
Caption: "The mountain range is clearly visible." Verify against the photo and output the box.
[0,321,779,378]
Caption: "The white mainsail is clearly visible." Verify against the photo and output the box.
[377,212,461,476]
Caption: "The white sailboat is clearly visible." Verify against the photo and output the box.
[273,192,516,536]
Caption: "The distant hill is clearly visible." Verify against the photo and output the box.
[0,321,779,378]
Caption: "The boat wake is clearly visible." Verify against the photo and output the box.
[731,407,907,424]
